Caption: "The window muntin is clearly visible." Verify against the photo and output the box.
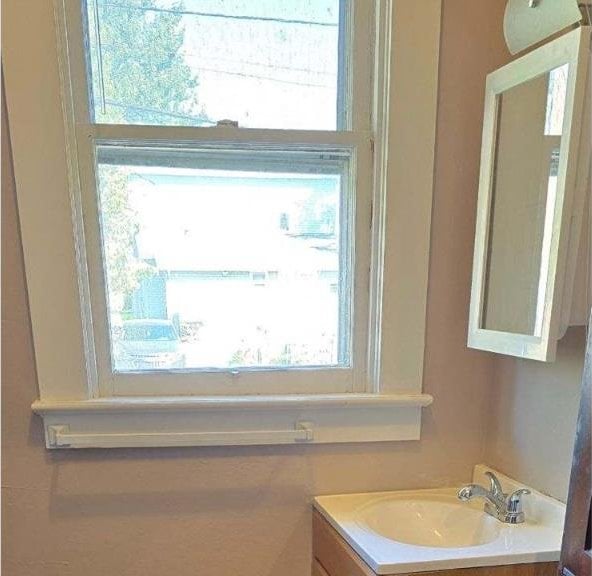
[95,146,353,373]
[84,0,346,130]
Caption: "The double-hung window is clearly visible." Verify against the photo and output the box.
[3,0,441,448]
[75,0,374,397]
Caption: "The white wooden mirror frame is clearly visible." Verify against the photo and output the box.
[468,27,591,361]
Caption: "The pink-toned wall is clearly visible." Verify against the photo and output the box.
[485,327,585,502]
[1,1,510,575]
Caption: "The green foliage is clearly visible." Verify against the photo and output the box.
[91,0,202,125]
[229,331,337,367]
[98,166,155,308]
[90,1,204,312]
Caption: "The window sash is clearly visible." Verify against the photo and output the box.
[76,127,372,396]
[84,0,352,131]
[71,0,375,133]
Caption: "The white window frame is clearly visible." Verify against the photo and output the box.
[3,0,441,448]
[77,0,373,398]
[88,143,369,397]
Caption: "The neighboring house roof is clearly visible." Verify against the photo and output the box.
[131,172,340,273]
[148,233,338,272]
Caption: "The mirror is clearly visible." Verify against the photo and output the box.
[468,27,590,361]
[482,64,569,336]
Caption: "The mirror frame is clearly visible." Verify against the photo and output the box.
[468,27,590,361]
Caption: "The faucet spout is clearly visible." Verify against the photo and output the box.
[457,484,504,510]
[457,473,530,524]
[457,485,475,501]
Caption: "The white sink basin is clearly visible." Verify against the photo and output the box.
[314,466,566,575]
[357,494,501,548]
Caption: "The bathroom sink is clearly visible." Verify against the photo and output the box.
[357,494,500,548]
[314,466,566,575]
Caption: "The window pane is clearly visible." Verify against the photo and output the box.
[85,0,344,130]
[544,64,569,136]
[95,146,351,372]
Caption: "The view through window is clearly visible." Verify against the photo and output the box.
[84,0,352,373]
[97,149,351,371]
[85,0,343,129]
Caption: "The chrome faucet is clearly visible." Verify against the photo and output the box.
[457,471,530,524]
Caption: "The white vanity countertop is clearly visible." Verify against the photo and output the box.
[313,466,566,575]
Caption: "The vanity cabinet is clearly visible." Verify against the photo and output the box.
[312,510,557,576]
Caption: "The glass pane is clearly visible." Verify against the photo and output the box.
[85,0,344,130]
[545,64,569,136]
[95,146,351,372]
[482,65,569,335]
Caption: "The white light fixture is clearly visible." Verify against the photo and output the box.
[504,0,582,54]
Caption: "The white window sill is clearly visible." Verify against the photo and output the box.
[32,393,433,449]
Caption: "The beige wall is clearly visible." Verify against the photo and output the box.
[480,22,587,503]
[2,2,511,575]
[485,327,585,502]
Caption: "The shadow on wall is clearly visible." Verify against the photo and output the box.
[41,437,432,520]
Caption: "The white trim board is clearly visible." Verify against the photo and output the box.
[34,394,434,449]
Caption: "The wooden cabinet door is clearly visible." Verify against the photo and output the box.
[559,323,592,576]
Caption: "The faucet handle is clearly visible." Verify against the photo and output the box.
[485,471,505,499]
[506,488,531,513]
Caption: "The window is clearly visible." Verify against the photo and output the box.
[76,0,373,396]
[4,0,441,447]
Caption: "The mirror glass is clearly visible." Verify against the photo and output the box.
[481,64,569,335]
